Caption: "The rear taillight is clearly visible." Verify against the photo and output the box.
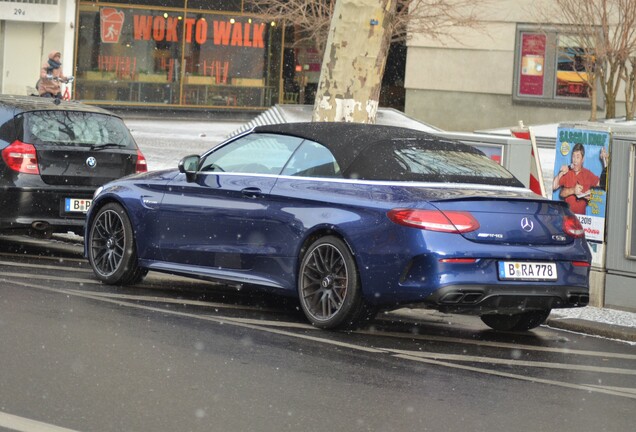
[387,209,480,233]
[563,215,585,238]
[572,261,591,267]
[439,258,478,263]
[1,140,39,174]
[135,149,148,173]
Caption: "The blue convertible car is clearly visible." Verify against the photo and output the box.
[85,123,591,331]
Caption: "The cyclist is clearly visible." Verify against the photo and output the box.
[37,51,73,99]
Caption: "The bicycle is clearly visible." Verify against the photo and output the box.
[34,75,75,103]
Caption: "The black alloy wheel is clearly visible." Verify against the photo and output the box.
[298,236,366,329]
[88,202,145,285]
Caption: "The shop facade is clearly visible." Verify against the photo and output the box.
[74,0,284,110]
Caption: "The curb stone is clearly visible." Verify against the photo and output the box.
[384,308,636,343]
[545,317,636,343]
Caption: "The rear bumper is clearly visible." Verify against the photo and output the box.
[420,284,589,315]
[361,251,591,310]
[0,186,93,233]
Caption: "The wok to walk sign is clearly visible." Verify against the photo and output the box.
[98,7,266,48]
[552,127,610,242]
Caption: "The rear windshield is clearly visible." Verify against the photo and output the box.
[345,138,523,187]
[19,111,136,148]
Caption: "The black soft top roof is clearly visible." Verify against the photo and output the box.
[0,94,118,117]
[252,122,478,172]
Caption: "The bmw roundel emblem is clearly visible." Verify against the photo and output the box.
[86,156,97,168]
[520,217,534,232]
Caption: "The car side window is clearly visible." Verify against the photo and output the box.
[281,140,342,178]
[0,117,17,142]
[199,133,303,175]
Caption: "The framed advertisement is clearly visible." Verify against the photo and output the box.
[552,127,610,242]
[518,33,546,97]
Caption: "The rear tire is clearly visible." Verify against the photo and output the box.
[298,236,366,329]
[87,202,144,285]
[481,309,551,331]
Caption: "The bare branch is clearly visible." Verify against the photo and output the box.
[534,0,636,119]
[250,0,488,50]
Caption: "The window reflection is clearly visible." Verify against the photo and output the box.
[200,133,302,174]
[75,2,282,108]
[21,111,133,147]
[556,35,592,99]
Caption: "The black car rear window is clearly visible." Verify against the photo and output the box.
[19,111,135,149]
[345,138,524,187]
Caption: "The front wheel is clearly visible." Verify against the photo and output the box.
[481,309,551,331]
[298,236,366,330]
[87,202,144,285]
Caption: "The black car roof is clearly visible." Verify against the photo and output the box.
[0,94,119,117]
[252,122,477,171]
[253,122,443,146]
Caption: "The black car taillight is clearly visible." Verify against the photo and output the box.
[1,140,39,174]
[387,209,480,233]
[136,149,148,173]
[563,215,585,238]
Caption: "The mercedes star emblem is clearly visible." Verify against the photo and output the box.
[86,156,97,168]
[520,217,534,232]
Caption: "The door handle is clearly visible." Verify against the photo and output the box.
[241,187,262,198]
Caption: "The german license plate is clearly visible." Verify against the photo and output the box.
[498,261,557,280]
[65,198,92,213]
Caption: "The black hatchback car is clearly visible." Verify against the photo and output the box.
[0,95,147,237]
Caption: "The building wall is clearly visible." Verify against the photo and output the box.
[404,89,591,132]
[403,1,626,132]
[0,0,76,95]
[2,21,45,95]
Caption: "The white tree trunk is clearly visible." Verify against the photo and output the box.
[312,0,397,123]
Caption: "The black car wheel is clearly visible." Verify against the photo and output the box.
[88,202,145,285]
[481,309,551,331]
[298,236,365,329]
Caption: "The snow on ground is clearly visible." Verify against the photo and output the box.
[550,307,636,328]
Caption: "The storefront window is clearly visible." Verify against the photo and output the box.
[188,0,243,12]
[75,1,282,109]
[93,0,183,6]
[513,25,598,108]
[556,35,592,99]
[181,13,278,107]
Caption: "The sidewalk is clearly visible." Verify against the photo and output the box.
[546,307,636,343]
[125,116,636,344]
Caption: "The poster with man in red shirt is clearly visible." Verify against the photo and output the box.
[552,127,609,242]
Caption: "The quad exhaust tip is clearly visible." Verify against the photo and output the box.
[567,293,590,306]
[440,292,484,304]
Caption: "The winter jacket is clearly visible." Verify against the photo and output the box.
[37,51,69,96]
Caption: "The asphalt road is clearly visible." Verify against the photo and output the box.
[0,236,635,432]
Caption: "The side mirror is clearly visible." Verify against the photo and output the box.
[178,155,200,183]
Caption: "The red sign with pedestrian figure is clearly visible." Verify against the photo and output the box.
[100,8,125,44]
